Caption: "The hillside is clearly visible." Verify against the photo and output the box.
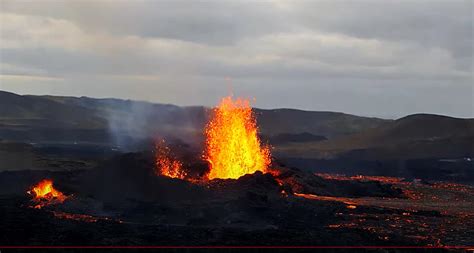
[275,114,474,160]
[2,90,471,161]
[0,91,106,129]
[256,109,389,138]
[0,91,389,146]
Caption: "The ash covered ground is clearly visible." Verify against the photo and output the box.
[1,149,473,247]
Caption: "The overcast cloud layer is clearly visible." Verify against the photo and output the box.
[0,0,472,118]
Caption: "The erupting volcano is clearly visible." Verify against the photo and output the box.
[27,179,66,209]
[204,96,271,179]
[4,92,473,247]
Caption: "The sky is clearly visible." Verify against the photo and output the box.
[0,0,472,118]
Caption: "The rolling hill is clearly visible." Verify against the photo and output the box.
[0,90,390,146]
[1,90,472,161]
[275,113,474,160]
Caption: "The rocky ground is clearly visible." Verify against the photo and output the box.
[1,152,473,247]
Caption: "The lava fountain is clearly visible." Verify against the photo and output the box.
[27,179,66,209]
[204,96,271,179]
[155,139,187,179]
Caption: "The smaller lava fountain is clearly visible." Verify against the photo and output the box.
[27,179,67,209]
[155,139,187,179]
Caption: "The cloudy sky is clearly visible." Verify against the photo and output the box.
[0,0,472,118]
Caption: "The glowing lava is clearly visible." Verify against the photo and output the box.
[27,179,66,209]
[155,140,187,179]
[204,96,271,179]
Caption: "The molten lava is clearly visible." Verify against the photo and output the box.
[155,140,187,179]
[204,96,271,179]
[27,179,66,209]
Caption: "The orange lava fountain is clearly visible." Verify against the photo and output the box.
[27,179,66,209]
[204,96,271,179]
[155,140,187,179]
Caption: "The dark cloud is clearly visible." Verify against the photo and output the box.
[1,0,285,45]
[292,1,473,67]
[0,0,472,118]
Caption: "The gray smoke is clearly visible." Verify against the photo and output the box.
[104,99,206,151]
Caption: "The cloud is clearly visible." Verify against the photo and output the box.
[0,74,63,82]
[0,0,472,118]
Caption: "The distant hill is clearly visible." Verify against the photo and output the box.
[263,132,327,145]
[2,90,471,160]
[0,91,389,147]
[256,109,389,138]
[0,91,106,129]
[276,113,474,160]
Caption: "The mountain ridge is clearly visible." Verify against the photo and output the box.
[1,90,472,161]
[0,90,391,140]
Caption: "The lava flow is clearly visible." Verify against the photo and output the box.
[155,140,187,179]
[27,179,67,209]
[204,96,271,179]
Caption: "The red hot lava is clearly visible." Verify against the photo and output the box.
[155,139,187,179]
[27,179,67,209]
